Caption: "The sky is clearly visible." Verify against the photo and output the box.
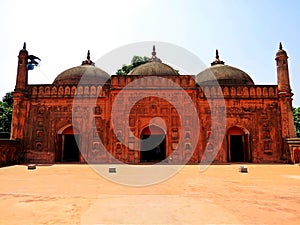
[0,0,299,106]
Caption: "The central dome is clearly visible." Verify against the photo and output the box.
[53,51,110,85]
[196,50,254,85]
[128,61,179,76]
[127,46,179,76]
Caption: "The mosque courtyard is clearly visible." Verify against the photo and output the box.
[0,164,300,225]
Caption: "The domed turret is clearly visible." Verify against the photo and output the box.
[196,50,254,85]
[53,51,110,85]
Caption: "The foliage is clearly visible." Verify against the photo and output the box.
[0,92,13,133]
[116,56,149,75]
[293,107,300,137]
[2,92,13,106]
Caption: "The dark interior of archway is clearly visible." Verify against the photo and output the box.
[63,134,80,162]
[140,134,166,162]
[230,135,245,162]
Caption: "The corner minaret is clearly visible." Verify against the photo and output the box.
[276,42,292,93]
[275,42,295,141]
[10,43,29,141]
[15,42,28,92]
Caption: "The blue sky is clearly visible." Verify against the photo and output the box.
[1,0,299,106]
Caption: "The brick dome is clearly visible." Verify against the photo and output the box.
[128,45,179,76]
[53,51,110,85]
[53,65,110,85]
[196,50,254,85]
[127,61,179,76]
[197,64,254,85]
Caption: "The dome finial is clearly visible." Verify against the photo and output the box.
[211,49,225,66]
[81,50,95,66]
[279,42,283,50]
[150,45,162,62]
[87,50,90,60]
[216,49,219,60]
[23,42,26,50]
[152,45,156,57]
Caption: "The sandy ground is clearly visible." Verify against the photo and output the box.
[0,164,300,225]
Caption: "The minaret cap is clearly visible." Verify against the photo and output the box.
[276,42,287,56]
[20,42,28,53]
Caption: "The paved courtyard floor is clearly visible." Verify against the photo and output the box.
[0,164,300,224]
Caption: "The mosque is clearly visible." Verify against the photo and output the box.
[7,43,297,164]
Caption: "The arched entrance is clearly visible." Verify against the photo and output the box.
[140,125,166,162]
[227,126,251,162]
[55,125,80,162]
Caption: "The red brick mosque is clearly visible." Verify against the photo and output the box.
[8,43,297,164]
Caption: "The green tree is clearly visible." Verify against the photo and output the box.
[293,107,300,137]
[0,92,13,133]
[116,56,149,75]
[2,92,13,106]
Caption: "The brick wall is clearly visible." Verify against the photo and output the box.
[0,139,20,166]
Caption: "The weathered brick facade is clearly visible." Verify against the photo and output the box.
[0,139,20,166]
[9,43,296,164]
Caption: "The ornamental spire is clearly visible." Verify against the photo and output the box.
[211,49,225,66]
[216,49,220,60]
[81,50,95,66]
[152,45,156,57]
[19,42,28,54]
[276,42,287,56]
[150,45,162,62]
[87,50,90,60]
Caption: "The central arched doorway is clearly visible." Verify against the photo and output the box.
[227,126,251,162]
[55,125,80,162]
[140,125,166,162]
